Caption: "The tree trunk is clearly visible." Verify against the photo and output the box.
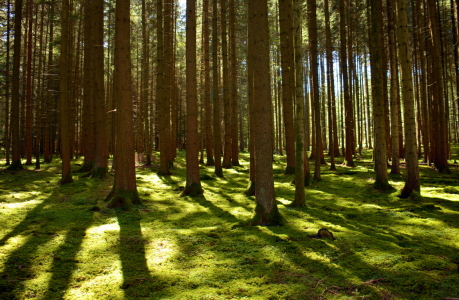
[279,0,296,174]
[4,0,11,166]
[157,0,171,175]
[182,0,204,197]
[106,0,141,209]
[325,0,336,171]
[397,0,420,198]
[91,0,108,178]
[250,0,284,226]
[290,0,306,207]
[370,0,391,191]
[339,0,355,167]
[229,0,240,166]
[387,0,400,175]
[59,0,73,185]
[7,0,25,171]
[212,0,223,177]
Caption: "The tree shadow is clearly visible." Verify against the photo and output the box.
[115,210,167,299]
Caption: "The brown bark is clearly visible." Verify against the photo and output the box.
[370,0,391,191]
[229,0,240,166]
[203,0,214,166]
[91,0,108,178]
[250,0,284,226]
[397,0,420,198]
[59,0,73,185]
[7,0,24,171]
[106,0,141,209]
[339,0,355,167]
[279,0,296,174]
[221,0,232,169]
[212,0,223,177]
[182,0,204,197]
[4,0,11,166]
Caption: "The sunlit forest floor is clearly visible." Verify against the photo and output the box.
[0,148,458,300]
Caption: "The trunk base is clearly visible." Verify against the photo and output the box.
[91,167,108,179]
[105,188,141,210]
[245,181,255,196]
[7,160,24,171]
[58,173,74,185]
[249,203,285,226]
[75,161,94,173]
[181,182,204,197]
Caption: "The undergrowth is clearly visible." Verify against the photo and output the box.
[0,149,458,299]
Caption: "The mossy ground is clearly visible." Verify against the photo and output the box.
[0,149,458,299]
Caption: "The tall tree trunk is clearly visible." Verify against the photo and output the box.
[279,0,296,174]
[397,0,420,198]
[221,0,232,169]
[309,0,322,180]
[203,0,214,166]
[212,0,223,177]
[157,0,171,175]
[387,0,401,175]
[339,0,355,167]
[78,0,95,173]
[106,0,141,208]
[182,0,204,196]
[25,0,34,165]
[245,0,255,196]
[4,0,11,166]
[427,0,450,173]
[290,0,306,207]
[142,0,152,166]
[370,0,391,191]
[59,0,73,185]
[91,0,108,178]
[325,0,336,171]
[229,0,240,166]
[250,0,284,226]
[7,0,24,171]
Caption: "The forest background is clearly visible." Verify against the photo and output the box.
[0,0,459,298]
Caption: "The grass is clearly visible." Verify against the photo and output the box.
[0,149,458,299]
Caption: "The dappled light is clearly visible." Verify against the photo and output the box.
[0,150,458,298]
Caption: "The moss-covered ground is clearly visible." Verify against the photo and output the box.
[0,150,458,299]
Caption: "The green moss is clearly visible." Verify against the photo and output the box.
[0,149,458,299]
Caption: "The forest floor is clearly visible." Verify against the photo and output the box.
[0,149,458,300]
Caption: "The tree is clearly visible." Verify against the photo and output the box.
[387,0,401,175]
[212,0,224,177]
[7,0,24,171]
[202,0,214,166]
[279,0,296,174]
[182,0,204,196]
[4,0,11,166]
[105,0,141,208]
[142,0,153,166]
[370,0,392,191]
[221,0,232,169]
[249,0,284,226]
[308,0,321,181]
[91,0,108,178]
[339,0,355,167]
[59,0,73,185]
[229,0,240,167]
[157,0,172,176]
[290,0,306,207]
[397,0,420,198]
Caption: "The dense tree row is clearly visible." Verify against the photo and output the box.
[0,0,458,224]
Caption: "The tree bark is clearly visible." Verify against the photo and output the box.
[182,0,204,197]
[370,0,391,191]
[7,0,24,171]
[106,0,141,209]
[250,0,284,226]
[59,0,73,185]
[397,0,420,198]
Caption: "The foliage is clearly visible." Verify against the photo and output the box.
[0,150,458,299]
